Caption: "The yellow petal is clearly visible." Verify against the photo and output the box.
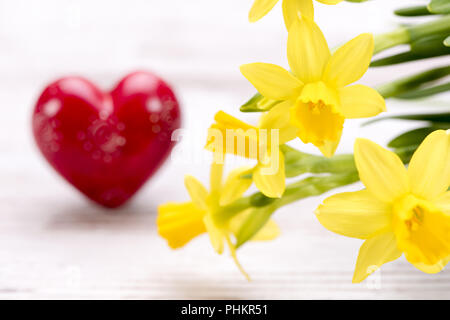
[157,202,206,249]
[316,0,343,4]
[287,18,330,83]
[253,151,285,198]
[184,175,209,210]
[251,219,281,241]
[210,161,224,193]
[352,232,402,283]
[249,0,279,22]
[220,166,253,206]
[354,138,410,203]
[413,256,450,274]
[225,235,251,281]
[282,0,314,29]
[259,100,298,144]
[240,63,303,100]
[338,85,386,119]
[212,111,255,131]
[435,191,450,214]
[279,125,299,145]
[205,111,259,159]
[318,131,342,158]
[323,33,374,87]
[203,214,224,254]
[408,130,450,201]
[316,189,391,239]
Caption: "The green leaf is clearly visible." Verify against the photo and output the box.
[407,15,450,42]
[428,0,450,14]
[377,65,450,98]
[235,172,360,249]
[395,6,433,17]
[388,127,436,148]
[397,82,450,99]
[371,34,450,67]
[282,145,356,178]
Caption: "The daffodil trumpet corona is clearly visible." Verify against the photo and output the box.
[205,107,297,199]
[316,130,450,283]
[249,0,343,28]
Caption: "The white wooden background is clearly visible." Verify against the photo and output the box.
[0,0,449,299]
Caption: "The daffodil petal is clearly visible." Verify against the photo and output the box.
[240,63,303,101]
[352,232,402,283]
[413,256,450,274]
[220,166,253,206]
[316,189,391,239]
[435,191,450,214]
[354,138,410,203]
[213,111,256,131]
[248,0,279,22]
[282,0,314,29]
[210,161,224,193]
[287,18,330,83]
[157,202,206,249]
[251,219,281,241]
[338,85,386,119]
[408,130,450,201]
[203,214,224,254]
[259,100,292,129]
[253,151,285,198]
[228,209,280,241]
[184,175,209,210]
[318,133,342,158]
[225,235,251,281]
[259,100,298,144]
[324,33,374,87]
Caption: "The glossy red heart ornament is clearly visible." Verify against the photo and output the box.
[32,71,181,208]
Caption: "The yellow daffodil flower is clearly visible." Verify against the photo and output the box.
[316,130,450,283]
[240,18,386,157]
[157,161,280,278]
[205,105,297,198]
[249,0,343,28]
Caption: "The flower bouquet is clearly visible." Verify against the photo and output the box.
[158,0,450,283]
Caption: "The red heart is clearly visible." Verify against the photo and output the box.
[32,71,181,208]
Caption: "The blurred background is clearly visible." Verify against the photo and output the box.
[0,0,448,299]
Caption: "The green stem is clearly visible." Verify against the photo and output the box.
[373,15,450,55]
[376,65,450,98]
[395,6,433,17]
